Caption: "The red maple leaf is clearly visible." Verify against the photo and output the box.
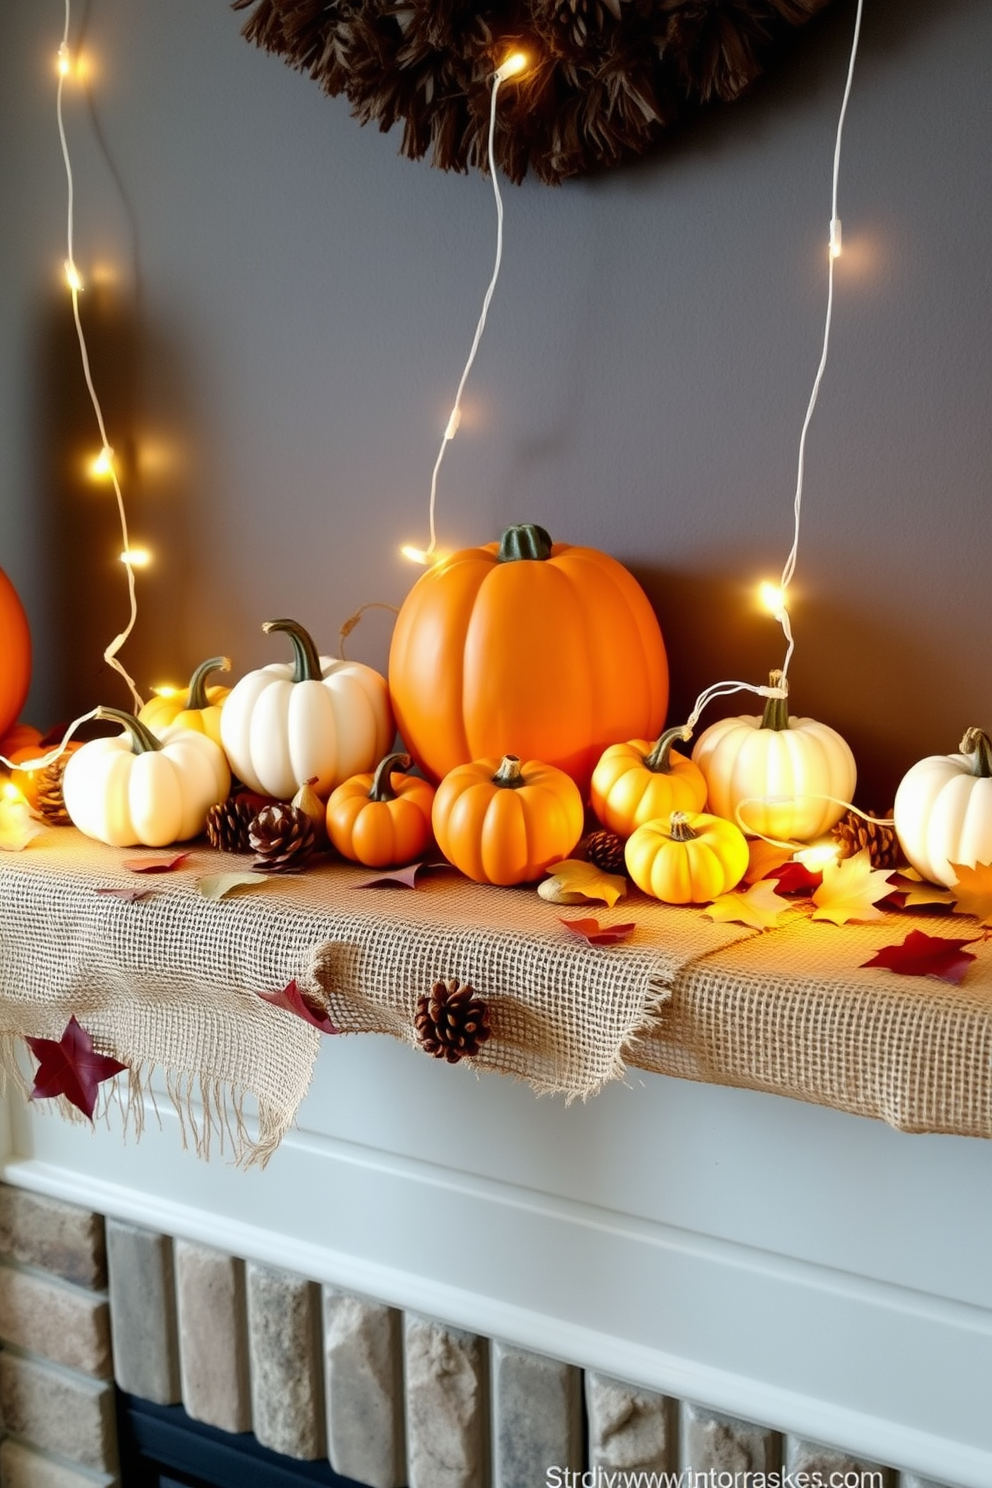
[559,917,636,946]
[861,929,981,985]
[765,860,823,895]
[27,1016,128,1120]
[256,979,340,1035]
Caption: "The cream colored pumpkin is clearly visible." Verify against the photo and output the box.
[220,618,394,800]
[691,671,856,842]
[893,727,992,887]
[63,708,230,847]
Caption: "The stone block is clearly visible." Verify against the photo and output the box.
[404,1315,488,1488]
[323,1287,405,1488]
[0,1261,112,1377]
[174,1240,251,1434]
[105,1219,180,1404]
[0,1351,117,1474]
[0,1438,117,1488]
[492,1342,581,1488]
[246,1261,325,1460]
[682,1402,780,1473]
[786,1436,895,1486]
[585,1371,674,1472]
[0,1186,106,1289]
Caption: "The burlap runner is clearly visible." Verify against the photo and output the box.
[2,830,991,1161]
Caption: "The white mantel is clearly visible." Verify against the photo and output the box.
[2,1030,990,1488]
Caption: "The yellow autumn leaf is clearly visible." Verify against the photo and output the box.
[538,859,627,908]
[703,879,792,930]
[811,848,894,926]
[948,861,992,924]
[197,871,268,901]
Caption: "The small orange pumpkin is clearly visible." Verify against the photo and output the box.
[7,740,82,809]
[326,752,435,868]
[138,656,232,747]
[432,753,584,886]
[625,810,749,904]
[590,726,707,838]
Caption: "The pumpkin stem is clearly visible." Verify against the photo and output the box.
[961,728,992,778]
[95,706,162,755]
[497,525,554,563]
[185,655,231,710]
[262,619,323,683]
[643,726,691,774]
[667,811,698,843]
[760,670,790,732]
[491,754,525,789]
[370,752,412,802]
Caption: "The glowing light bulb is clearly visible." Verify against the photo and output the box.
[151,684,181,699]
[794,840,842,872]
[57,44,71,77]
[120,547,151,568]
[494,51,528,83]
[401,545,431,565]
[2,780,25,805]
[64,259,84,293]
[89,445,115,480]
[759,581,787,618]
[829,217,843,259]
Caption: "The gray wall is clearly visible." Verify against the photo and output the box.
[1,0,990,809]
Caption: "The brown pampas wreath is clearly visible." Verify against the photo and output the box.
[233,0,837,185]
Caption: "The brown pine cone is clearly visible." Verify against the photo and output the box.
[831,809,901,871]
[35,757,72,826]
[415,979,491,1064]
[206,793,266,853]
[249,802,316,872]
[584,829,626,874]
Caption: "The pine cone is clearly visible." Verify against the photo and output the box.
[415,979,491,1064]
[249,802,316,873]
[584,829,626,874]
[206,793,265,853]
[831,809,901,871]
[35,757,72,826]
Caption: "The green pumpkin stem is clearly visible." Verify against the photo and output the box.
[644,726,691,774]
[491,754,525,789]
[370,752,412,802]
[185,655,231,710]
[95,707,162,755]
[961,728,992,778]
[497,525,554,563]
[760,669,790,732]
[667,811,698,843]
[262,619,323,682]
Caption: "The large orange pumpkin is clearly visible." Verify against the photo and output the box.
[388,524,668,791]
[0,567,31,742]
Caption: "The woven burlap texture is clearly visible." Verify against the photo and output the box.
[3,831,992,1162]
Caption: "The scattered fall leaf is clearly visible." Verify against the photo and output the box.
[124,851,191,873]
[559,917,636,946]
[352,859,454,889]
[702,879,792,930]
[948,862,992,925]
[0,797,44,852]
[256,978,340,1034]
[810,850,895,926]
[197,871,268,900]
[26,1016,128,1120]
[861,929,981,985]
[538,860,627,907]
[95,886,153,903]
[743,839,794,885]
[766,859,823,896]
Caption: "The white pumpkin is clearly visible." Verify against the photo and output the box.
[63,708,231,847]
[893,727,992,887]
[220,618,394,800]
[691,670,856,842]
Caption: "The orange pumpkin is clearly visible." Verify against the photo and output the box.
[327,752,435,868]
[388,524,668,792]
[0,568,31,741]
[0,723,42,761]
[590,726,707,838]
[432,753,584,886]
[7,741,82,809]
[625,810,749,904]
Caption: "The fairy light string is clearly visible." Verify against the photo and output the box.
[401,50,528,566]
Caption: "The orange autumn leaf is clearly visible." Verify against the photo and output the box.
[948,861,992,925]
[811,849,894,926]
[743,838,794,886]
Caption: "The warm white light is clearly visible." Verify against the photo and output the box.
[120,548,151,568]
[89,445,115,480]
[444,408,461,441]
[794,840,842,872]
[2,780,25,805]
[829,217,843,258]
[494,51,528,83]
[401,545,430,565]
[64,258,84,293]
[759,581,787,618]
[151,684,181,699]
[57,44,71,77]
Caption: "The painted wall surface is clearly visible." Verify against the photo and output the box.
[1,0,990,810]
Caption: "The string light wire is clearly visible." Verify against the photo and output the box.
[56,0,143,710]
